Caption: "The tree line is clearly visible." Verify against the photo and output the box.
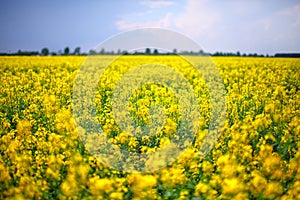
[89,48,269,57]
[1,47,299,57]
[0,47,83,56]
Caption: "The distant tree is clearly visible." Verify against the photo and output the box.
[64,47,70,55]
[236,51,240,56]
[145,48,151,55]
[73,47,81,55]
[50,52,57,56]
[199,50,204,55]
[89,49,97,55]
[274,53,300,58]
[15,49,39,56]
[173,49,177,54]
[100,48,105,55]
[153,49,159,55]
[41,48,49,56]
[213,51,220,56]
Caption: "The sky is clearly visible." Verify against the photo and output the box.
[0,0,300,55]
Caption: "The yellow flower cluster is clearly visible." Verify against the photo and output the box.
[0,56,299,199]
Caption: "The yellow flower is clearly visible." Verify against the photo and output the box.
[265,103,275,113]
[222,178,244,195]
[61,181,75,197]
[89,177,114,195]
[264,181,283,198]
[195,182,210,196]
[127,174,157,190]
[160,137,170,148]
[16,120,31,136]
[127,174,157,199]
[250,171,267,194]
[109,192,123,200]
[179,189,189,199]
[262,154,282,179]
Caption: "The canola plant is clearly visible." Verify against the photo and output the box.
[0,56,299,199]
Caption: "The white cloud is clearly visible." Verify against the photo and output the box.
[116,0,220,38]
[239,2,300,54]
[252,3,300,37]
[279,3,300,26]
[140,0,176,8]
[115,0,300,54]
[172,0,220,38]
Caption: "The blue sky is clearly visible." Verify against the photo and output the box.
[0,0,299,54]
